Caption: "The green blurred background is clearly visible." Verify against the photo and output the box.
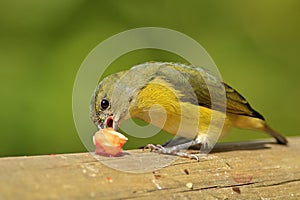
[1,1,299,157]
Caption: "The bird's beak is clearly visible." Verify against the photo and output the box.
[97,124,102,130]
[102,116,119,131]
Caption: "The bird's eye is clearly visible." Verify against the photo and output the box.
[100,99,110,110]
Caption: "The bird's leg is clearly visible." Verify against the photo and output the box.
[144,135,210,161]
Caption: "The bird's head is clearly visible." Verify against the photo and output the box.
[90,70,139,131]
[90,62,174,131]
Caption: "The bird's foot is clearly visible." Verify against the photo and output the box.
[144,144,199,161]
[144,144,170,154]
[173,151,200,161]
[195,134,214,152]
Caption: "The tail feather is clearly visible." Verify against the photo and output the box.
[263,123,288,145]
[229,114,288,145]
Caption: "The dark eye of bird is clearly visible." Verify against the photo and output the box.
[100,99,109,110]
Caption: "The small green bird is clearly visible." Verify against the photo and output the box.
[90,62,287,158]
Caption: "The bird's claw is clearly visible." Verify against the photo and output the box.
[175,152,200,161]
[144,144,166,153]
[144,144,199,161]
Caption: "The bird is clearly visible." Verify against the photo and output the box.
[90,62,287,158]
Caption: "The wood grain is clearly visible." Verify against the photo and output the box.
[1,137,299,200]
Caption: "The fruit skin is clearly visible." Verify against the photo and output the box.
[93,128,128,157]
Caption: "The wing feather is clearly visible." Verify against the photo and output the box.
[153,63,264,120]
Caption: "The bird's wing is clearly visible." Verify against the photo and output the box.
[155,63,264,120]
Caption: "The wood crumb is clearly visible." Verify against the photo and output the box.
[186,182,193,189]
[232,186,241,194]
[184,169,189,175]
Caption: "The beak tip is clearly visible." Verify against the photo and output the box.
[97,125,102,130]
[113,121,118,131]
[92,135,96,145]
[103,116,119,131]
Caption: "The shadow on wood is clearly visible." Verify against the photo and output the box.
[211,140,275,153]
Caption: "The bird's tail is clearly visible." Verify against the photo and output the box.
[229,114,288,145]
[262,123,288,145]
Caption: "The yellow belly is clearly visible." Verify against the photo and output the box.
[129,79,231,140]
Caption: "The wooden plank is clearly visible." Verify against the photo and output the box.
[0,137,300,200]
